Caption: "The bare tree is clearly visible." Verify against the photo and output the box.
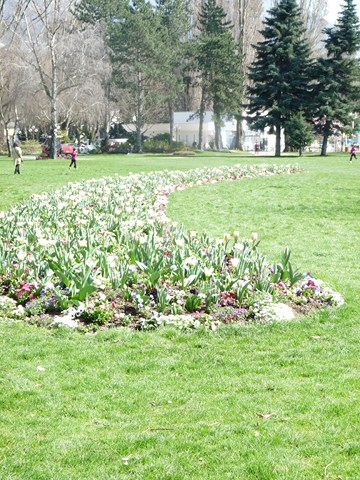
[299,0,328,55]
[11,0,75,157]
[0,32,34,155]
[53,24,112,142]
[6,0,108,157]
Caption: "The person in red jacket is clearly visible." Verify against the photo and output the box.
[69,147,77,170]
[349,145,357,163]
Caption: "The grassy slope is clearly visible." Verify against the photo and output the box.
[0,152,359,479]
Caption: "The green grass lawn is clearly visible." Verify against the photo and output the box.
[0,152,359,479]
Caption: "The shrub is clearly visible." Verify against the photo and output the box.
[101,142,132,154]
[18,140,42,155]
[142,139,190,153]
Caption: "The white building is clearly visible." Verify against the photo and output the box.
[124,111,280,152]
[174,111,278,152]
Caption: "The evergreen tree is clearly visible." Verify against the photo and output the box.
[155,0,192,145]
[247,0,314,156]
[285,111,315,156]
[194,0,243,150]
[77,0,191,150]
[106,0,166,152]
[313,0,360,156]
[75,0,124,24]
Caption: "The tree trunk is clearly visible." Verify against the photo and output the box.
[234,115,244,150]
[5,123,12,157]
[284,131,291,152]
[168,99,174,145]
[214,123,222,150]
[198,87,206,150]
[214,109,222,150]
[50,35,58,159]
[136,70,143,153]
[321,120,331,156]
[321,134,328,156]
[275,125,281,157]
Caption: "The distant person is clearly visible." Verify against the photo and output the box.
[69,147,77,170]
[349,145,357,163]
[12,141,23,175]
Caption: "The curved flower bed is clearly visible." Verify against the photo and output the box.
[0,163,343,331]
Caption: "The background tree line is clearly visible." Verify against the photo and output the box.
[0,0,359,157]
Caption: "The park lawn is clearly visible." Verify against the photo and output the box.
[0,152,359,479]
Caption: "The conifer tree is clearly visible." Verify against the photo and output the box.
[247,0,313,156]
[106,0,166,152]
[155,0,191,145]
[194,0,243,150]
[314,0,360,156]
[285,111,315,156]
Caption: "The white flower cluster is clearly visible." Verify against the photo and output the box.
[51,304,86,329]
[139,312,221,332]
[249,295,295,322]
[0,295,26,319]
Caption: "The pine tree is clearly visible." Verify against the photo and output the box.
[155,0,191,145]
[285,111,315,156]
[313,0,360,156]
[247,0,314,156]
[194,0,243,150]
[107,0,166,152]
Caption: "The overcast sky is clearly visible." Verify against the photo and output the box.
[325,0,360,24]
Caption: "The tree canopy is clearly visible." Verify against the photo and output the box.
[247,0,314,156]
[194,0,243,150]
[313,0,360,155]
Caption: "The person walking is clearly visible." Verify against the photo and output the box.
[69,146,77,170]
[12,141,23,175]
[349,145,357,163]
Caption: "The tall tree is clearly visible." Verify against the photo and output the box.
[10,0,101,158]
[0,39,32,155]
[194,0,243,150]
[314,0,360,156]
[155,0,191,145]
[247,0,314,156]
[106,0,167,152]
